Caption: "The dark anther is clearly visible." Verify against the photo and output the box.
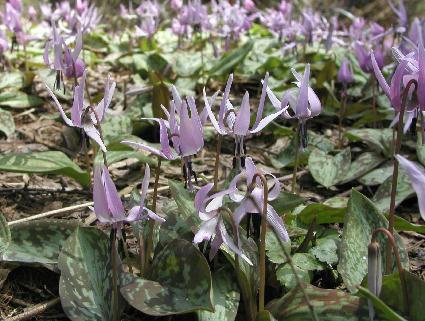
[54,70,61,91]
[232,156,237,169]
[410,116,417,138]
[241,156,246,168]
[182,163,188,189]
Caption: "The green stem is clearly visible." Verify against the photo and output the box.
[386,79,417,273]
[291,123,301,193]
[111,228,119,321]
[144,156,162,276]
[250,173,269,313]
[213,135,222,192]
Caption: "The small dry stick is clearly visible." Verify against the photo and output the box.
[4,297,60,321]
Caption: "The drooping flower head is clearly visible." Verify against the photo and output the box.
[123,86,204,191]
[204,73,285,167]
[228,157,289,247]
[45,71,116,152]
[93,163,164,228]
[338,58,354,86]
[266,64,321,148]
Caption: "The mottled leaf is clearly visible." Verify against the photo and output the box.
[346,128,393,157]
[358,162,393,186]
[120,239,213,316]
[0,108,15,137]
[197,268,240,321]
[340,152,384,184]
[0,214,11,254]
[271,191,306,214]
[267,284,370,321]
[310,237,339,265]
[0,72,24,90]
[2,220,78,266]
[0,91,43,108]
[0,151,90,187]
[337,190,409,293]
[308,147,351,188]
[380,270,425,321]
[58,227,122,321]
[102,114,133,146]
[372,168,414,213]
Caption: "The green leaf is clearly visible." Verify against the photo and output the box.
[297,203,345,226]
[208,41,253,77]
[276,253,323,290]
[2,220,78,266]
[416,136,425,166]
[308,147,351,188]
[0,151,90,187]
[271,191,306,214]
[58,227,123,321]
[346,128,393,157]
[120,239,213,316]
[265,229,291,264]
[372,168,415,213]
[168,179,198,223]
[356,286,408,321]
[380,270,425,321]
[358,162,393,186]
[102,114,133,145]
[270,135,309,169]
[0,72,24,90]
[340,152,384,184]
[392,215,425,233]
[310,236,339,265]
[337,190,409,293]
[0,214,11,254]
[0,91,44,108]
[197,268,240,321]
[0,108,15,137]
[267,283,370,321]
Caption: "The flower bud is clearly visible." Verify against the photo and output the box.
[367,241,382,321]
[338,59,354,85]
[65,58,85,79]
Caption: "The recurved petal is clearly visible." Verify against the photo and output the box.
[294,64,310,118]
[102,165,126,221]
[193,216,219,243]
[195,183,214,211]
[266,205,290,243]
[418,37,425,110]
[396,155,425,220]
[233,91,251,136]
[45,84,74,127]
[93,165,111,223]
[83,122,107,152]
[145,207,166,223]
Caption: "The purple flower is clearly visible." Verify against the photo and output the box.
[170,0,183,11]
[122,86,204,190]
[395,155,425,221]
[93,164,164,226]
[228,157,289,246]
[0,30,9,54]
[388,0,407,29]
[266,64,321,147]
[127,164,165,223]
[63,30,85,79]
[28,5,37,21]
[242,0,255,11]
[371,49,418,132]
[193,182,251,264]
[9,0,22,13]
[45,71,116,152]
[4,3,22,33]
[418,37,425,111]
[338,58,354,85]
[204,73,284,159]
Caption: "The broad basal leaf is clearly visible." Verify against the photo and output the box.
[339,152,384,184]
[0,108,15,137]
[380,270,425,321]
[0,214,11,254]
[2,220,78,266]
[0,151,90,187]
[168,179,199,223]
[59,227,123,321]
[358,162,393,186]
[297,203,345,226]
[337,190,409,293]
[0,91,43,108]
[372,168,415,213]
[197,268,240,321]
[120,239,213,316]
[346,128,393,157]
[267,284,370,321]
[308,147,351,188]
